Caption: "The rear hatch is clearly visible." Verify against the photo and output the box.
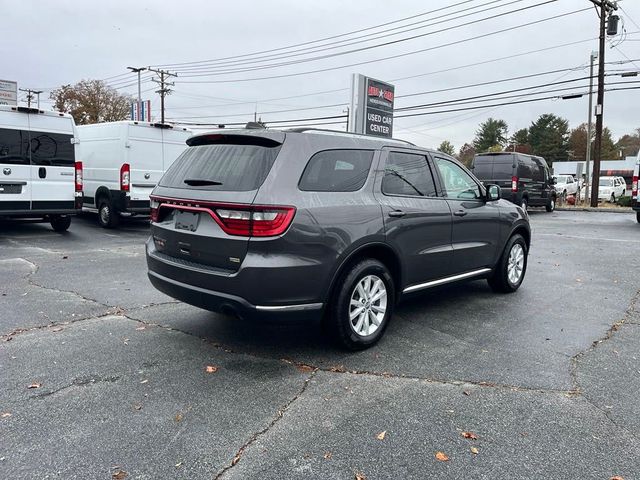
[149,131,286,273]
[472,154,515,190]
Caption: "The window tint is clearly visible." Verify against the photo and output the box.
[159,144,280,191]
[471,158,493,180]
[30,131,75,167]
[0,128,29,165]
[492,161,515,179]
[434,157,482,200]
[382,152,437,197]
[298,149,373,192]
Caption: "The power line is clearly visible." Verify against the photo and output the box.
[171,0,526,74]
[177,6,591,84]
[148,68,177,124]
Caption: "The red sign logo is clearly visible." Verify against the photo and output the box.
[367,85,394,102]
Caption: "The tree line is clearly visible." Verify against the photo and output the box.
[438,115,640,167]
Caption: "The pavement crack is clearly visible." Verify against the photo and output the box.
[570,288,640,394]
[213,372,316,479]
[30,374,121,399]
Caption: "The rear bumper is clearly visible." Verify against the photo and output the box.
[145,239,324,321]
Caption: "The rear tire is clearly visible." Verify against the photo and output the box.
[98,198,119,228]
[636,211,640,223]
[520,198,528,212]
[50,215,71,232]
[610,193,616,203]
[546,195,556,212]
[488,234,528,293]
[328,259,395,350]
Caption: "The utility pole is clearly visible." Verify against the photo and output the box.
[584,51,597,205]
[148,68,176,124]
[588,0,618,207]
[19,88,43,108]
[127,67,146,119]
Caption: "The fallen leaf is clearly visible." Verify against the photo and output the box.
[329,365,346,373]
[133,403,142,411]
[470,447,479,455]
[135,326,146,331]
[376,431,387,440]
[27,383,42,389]
[62,255,68,260]
[175,413,183,422]
[463,390,471,396]
[112,470,127,480]
[205,365,218,374]
[1,412,11,418]
[50,326,63,332]
[355,473,366,480]
[461,431,478,440]
[175,462,183,468]
[576,278,582,283]
[296,364,315,373]
[435,451,449,462]
[140,379,148,384]
[323,452,332,460]
[232,454,241,466]
[610,477,624,480]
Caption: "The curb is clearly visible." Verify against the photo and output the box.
[554,207,633,214]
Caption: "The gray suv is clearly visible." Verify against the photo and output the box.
[146,128,530,349]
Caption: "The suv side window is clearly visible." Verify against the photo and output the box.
[382,152,437,197]
[434,157,482,200]
[298,149,374,192]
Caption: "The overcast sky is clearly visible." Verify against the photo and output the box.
[3,0,639,151]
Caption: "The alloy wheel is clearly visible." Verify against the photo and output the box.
[507,243,525,285]
[349,275,387,337]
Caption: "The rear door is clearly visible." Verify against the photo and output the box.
[0,111,31,213]
[432,156,499,273]
[374,148,453,287]
[150,134,283,273]
[127,124,164,202]
[161,128,190,172]
[28,113,75,212]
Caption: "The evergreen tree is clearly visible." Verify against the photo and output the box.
[473,118,508,152]
[437,140,456,156]
[528,114,570,165]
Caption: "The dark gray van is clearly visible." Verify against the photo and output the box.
[146,128,531,349]
[471,152,557,212]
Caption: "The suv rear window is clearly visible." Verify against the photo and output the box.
[298,149,373,192]
[159,144,280,191]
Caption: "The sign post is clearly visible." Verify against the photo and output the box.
[0,79,18,106]
[348,74,395,137]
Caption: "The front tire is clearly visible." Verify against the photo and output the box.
[546,195,556,212]
[636,211,640,223]
[488,234,528,293]
[520,197,528,212]
[328,259,395,350]
[610,193,616,204]
[98,198,119,228]
[50,215,71,232]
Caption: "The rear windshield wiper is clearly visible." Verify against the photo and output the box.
[183,179,223,186]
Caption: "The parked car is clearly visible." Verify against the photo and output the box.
[77,121,191,228]
[554,174,580,198]
[470,152,557,212]
[631,153,639,222]
[145,128,531,349]
[598,176,626,202]
[0,105,81,232]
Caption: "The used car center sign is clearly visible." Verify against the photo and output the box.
[349,74,395,138]
[0,79,18,106]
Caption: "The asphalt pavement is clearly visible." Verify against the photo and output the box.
[1,210,639,479]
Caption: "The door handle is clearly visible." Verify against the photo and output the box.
[38,167,46,179]
[388,210,406,217]
[453,210,468,217]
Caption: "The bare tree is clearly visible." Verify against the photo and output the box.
[50,80,132,125]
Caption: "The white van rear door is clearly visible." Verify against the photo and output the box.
[29,113,76,211]
[127,125,163,202]
[161,128,190,171]
[0,110,31,213]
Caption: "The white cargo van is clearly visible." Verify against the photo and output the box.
[0,105,81,232]
[632,151,639,223]
[78,121,191,227]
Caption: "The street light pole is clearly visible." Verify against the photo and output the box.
[127,66,146,120]
[584,51,597,205]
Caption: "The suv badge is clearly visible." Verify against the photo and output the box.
[144,173,150,179]
[2,167,11,175]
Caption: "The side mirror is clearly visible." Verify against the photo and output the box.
[486,184,501,202]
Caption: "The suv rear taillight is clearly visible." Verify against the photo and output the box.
[632,175,638,198]
[120,163,130,192]
[512,176,518,192]
[74,161,83,192]
[151,196,296,237]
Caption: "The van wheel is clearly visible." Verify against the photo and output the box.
[520,198,528,212]
[488,234,528,293]
[546,196,556,212]
[98,199,119,228]
[50,215,71,232]
[328,259,395,350]
[610,193,616,203]
[637,211,640,223]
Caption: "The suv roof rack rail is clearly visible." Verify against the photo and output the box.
[287,127,415,146]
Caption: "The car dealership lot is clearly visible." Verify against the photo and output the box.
[1,211,639,479]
